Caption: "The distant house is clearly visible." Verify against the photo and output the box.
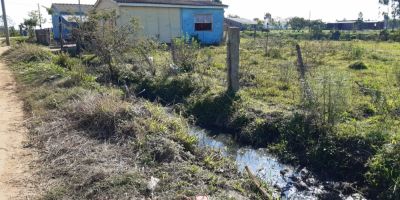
[326,20,385,31]
[224,17,257,30]
[94,0,228,45]
[51,3,93,41]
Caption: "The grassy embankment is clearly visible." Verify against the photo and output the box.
[127,35,399,199]
[2,44,265,199]
[6,31,399,199]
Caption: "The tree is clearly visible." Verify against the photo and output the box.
[288,17,307,31]
[380,0,400,16]
[80,10,140,82]
[380,0,400,30]
[356,12,364,30]
[0,15,14,27]
[358,12,364,21]
[309,20,325,39]
[264,13,272,21]
[23,18,37,39]
[27,10,46,29]
[9,27,19,37]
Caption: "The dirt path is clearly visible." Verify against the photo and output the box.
[0,47,36,199]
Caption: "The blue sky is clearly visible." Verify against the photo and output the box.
[4,0,391,28]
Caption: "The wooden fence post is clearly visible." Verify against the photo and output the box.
[295,44,306,79]
[59,16,64,51]
[227,27,240,93]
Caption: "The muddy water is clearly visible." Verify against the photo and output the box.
[188,127,365,200]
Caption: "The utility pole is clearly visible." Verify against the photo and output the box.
[77,0,82,55]
[79,0,82,22]
[1,0,10,46]
[38,3,42,29]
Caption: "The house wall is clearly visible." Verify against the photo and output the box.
[52,14,60,40]
[52,13,78,41]
[118,6,181,43]
[181,8,224,44]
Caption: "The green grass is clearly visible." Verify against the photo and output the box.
[3,44,263,199]
[140,36,400,199]
[6,34,399,199]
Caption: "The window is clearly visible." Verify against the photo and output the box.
[195,14,212,31]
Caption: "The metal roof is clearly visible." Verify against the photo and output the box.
[51,3,93,14]
[114,0,227,7]
[329,20,383,24]
[225,17,257,25]
[62,15,89,22]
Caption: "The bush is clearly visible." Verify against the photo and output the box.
[390,30,400,42]
[379,30,390,41]
[348,46,365,59]
[62,64,97,88]
[366,142,400,199]
[349,61,368,70]
[4,43,53,63]
[186,92,239,130]
[171,37,200,73]
[53,52,81,69]
[136,73,209,104]
[266,48,282,59]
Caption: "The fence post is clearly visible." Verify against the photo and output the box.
[59,16,64,51]
[227,27,240,93]
[295,44,306,79]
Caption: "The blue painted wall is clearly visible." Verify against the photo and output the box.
[181,8,224,45]
[52,12,79,41]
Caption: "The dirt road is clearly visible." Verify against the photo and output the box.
[0,47,35,199]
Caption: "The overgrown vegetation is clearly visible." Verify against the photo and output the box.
[5,11,400,199]
[114,34,399,199]
[3,43,263,199]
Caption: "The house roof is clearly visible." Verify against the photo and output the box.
[51,3,93,14]
[113,0,227,7]
[225,17,257,25]
[61,15,90,22]
[328,20,383,24]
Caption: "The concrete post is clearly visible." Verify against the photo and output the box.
[227,27,240,93]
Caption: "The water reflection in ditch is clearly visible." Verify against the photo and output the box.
[188,127,364,200]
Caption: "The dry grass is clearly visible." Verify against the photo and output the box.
[1,44,261,199]
[3,43,53,63]
[26,91,258,199]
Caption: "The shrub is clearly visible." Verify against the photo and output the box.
[186,92,239,129]
[395,66,400,88]
[366,142,400,199]
[379,30,390,41]
[349,46,365,59]
[390,30,400,42]
[136,73,209,104]
[13,37,28,44]
[171,37,200,73]
[349,61,368,70]
[62,64,97,88]
[266,48,282,59]
[53,52,81,69]
[4,43,53,63]
[308,67,351,126]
